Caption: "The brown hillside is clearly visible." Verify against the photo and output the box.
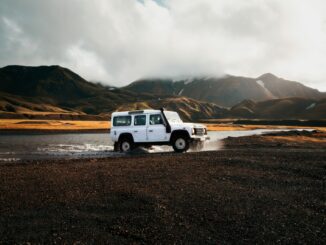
[115,97,227,121]
[230,98,326,119]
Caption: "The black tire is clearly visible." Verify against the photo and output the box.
[172,135,189,153]
[118,137,134,153]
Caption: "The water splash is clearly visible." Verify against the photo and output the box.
[188,139,224,152]
[38,144,113,153]
[202,140,224,151]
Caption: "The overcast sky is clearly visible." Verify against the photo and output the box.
[1,0,326,91]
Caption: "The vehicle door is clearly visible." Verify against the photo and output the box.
[147,113,168,142]
[132,114,147,142]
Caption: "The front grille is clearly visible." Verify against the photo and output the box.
[194,128,205,136]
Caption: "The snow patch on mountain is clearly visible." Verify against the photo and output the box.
[184,78,194,85]
[256,80,275,98]
[256,80,266,89]
[172,76,194,84]
[305,103,316,110]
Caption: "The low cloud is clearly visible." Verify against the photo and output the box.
[0,0,325,90]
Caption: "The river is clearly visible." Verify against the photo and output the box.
[0,129,306,162]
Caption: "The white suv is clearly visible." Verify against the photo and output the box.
[110,108,209,153]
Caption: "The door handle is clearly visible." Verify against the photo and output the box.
[148,130,153,132]
[134,130,138,133]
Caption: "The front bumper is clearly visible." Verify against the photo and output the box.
[191,135,210,141]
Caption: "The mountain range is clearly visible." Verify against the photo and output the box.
[0,65,325,121]
[125,74,325,107]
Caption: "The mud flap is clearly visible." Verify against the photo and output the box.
[113,142,119,152]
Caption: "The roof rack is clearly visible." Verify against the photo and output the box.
[128,110,144,115]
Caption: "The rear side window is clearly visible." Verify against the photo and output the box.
[134,115,146,126]
[149,114,164,125]
[113,116,131,126]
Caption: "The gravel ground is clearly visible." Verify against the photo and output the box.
[0,131,325,244]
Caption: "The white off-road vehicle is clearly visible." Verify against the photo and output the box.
[110,108,209,153]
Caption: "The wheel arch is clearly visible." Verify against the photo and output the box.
[118,133,134,143]
[170,130,190,143]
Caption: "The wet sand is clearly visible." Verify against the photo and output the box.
[0,131,325,243]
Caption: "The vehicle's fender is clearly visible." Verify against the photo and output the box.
[170,124,193,136]
[169,129,191,142]
[118,133,134,143]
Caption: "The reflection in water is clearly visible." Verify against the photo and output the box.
[0,129,308,162]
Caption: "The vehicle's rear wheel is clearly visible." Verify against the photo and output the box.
[172,135,189,153]
[118,137,134,153]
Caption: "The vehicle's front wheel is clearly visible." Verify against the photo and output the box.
[172,135,189,153]
[118,137,134,153]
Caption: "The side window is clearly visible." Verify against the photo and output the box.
[134,115,146,126]
[149,114,164,125]
[113,116,131,126]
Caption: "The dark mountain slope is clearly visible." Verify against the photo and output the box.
[0,65,156,114]
[0,65,101,103]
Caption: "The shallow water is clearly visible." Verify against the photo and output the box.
[0,129,310,162]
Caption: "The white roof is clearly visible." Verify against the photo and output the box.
[112,109,161,116]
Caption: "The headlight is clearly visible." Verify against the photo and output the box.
[192,128,195,135]
[204,128,207,135]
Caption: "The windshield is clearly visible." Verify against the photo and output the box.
[164,111,183,124]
